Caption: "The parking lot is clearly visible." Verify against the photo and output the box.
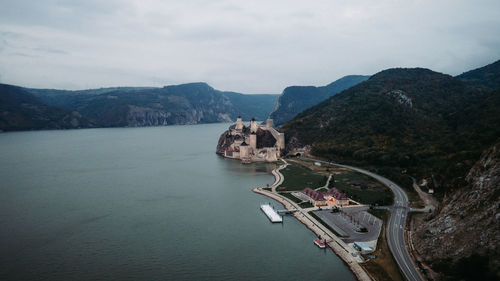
[313,206,382,243]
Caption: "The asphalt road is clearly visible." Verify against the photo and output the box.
[302,157,424,281]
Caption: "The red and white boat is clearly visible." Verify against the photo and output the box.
[314,239,326,249]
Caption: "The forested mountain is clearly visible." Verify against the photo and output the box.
[217,91,279,121]
[456,59,500,91]
[269,75,369,126]
[282,66,500,190]
[0,84,92,131]
[0,82,278,131]
[281,61,500,280]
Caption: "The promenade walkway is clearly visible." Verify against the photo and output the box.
[253,160,372,281]
[270,161,288,193]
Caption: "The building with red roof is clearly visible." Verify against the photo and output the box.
[300,187,349,207]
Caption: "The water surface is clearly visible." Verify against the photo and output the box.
[0,124,355,280]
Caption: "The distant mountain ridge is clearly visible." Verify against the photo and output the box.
[1,74,372,132]
[0,84,92,131]
[269,75,370,126]
[0,82,279,131]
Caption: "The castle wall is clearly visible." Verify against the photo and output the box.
[249,133,257,149]
[268,127,285,150]
[266,119,274,129]
[240,146,249,158]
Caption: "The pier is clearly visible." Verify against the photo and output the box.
[277,209,298,215]
[260,204,283,223]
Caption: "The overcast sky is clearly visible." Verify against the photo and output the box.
[0,0,499,93]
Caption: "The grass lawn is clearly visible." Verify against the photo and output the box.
[278,192,303,203]
[330,172,394,206]
[279,164,327,191]
[299,202,313,208]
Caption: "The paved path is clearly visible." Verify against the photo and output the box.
[254,160,372,281]
[316,174,333,191]
[270,161,288,193]
[302,157,425,281]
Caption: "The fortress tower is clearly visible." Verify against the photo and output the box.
[266,119,274,129]
[250,118,258,133]
[235,116,243,130]
[239,141,249,158]
[219,117,285,163]
[249,132,257,149]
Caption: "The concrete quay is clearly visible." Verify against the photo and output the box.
[253,160,372,281]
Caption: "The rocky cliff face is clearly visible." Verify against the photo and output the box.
[124,105,232,127]
[216,126,235,155]
[413,141,500,281]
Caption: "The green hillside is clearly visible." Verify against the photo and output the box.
[457,59,500,91]
[0,84,92,131]
[218,91,278,121]
[282,66,500,192]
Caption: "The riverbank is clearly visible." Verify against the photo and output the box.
[253,160,372,281]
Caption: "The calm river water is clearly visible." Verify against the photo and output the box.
[0,123,355,280]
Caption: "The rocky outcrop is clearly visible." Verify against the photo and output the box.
[216,125,237,155]
[126,105,169,126]
[413,141,500,281]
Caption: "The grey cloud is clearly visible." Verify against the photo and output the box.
[0,0,499,93]
[9,52,39,58]
[32,47,69,55]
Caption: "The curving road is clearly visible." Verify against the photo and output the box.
[302,157,424,281]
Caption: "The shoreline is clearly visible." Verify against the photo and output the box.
[253,160,372,281]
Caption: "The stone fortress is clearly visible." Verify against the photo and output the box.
[216,117,285,162]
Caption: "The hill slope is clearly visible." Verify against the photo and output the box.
[269,75,369,126]
[456,59,500,91]
[282,63,500,280]
[282,67,500,190]
[414,141,500,281]
[0,84,91,131]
